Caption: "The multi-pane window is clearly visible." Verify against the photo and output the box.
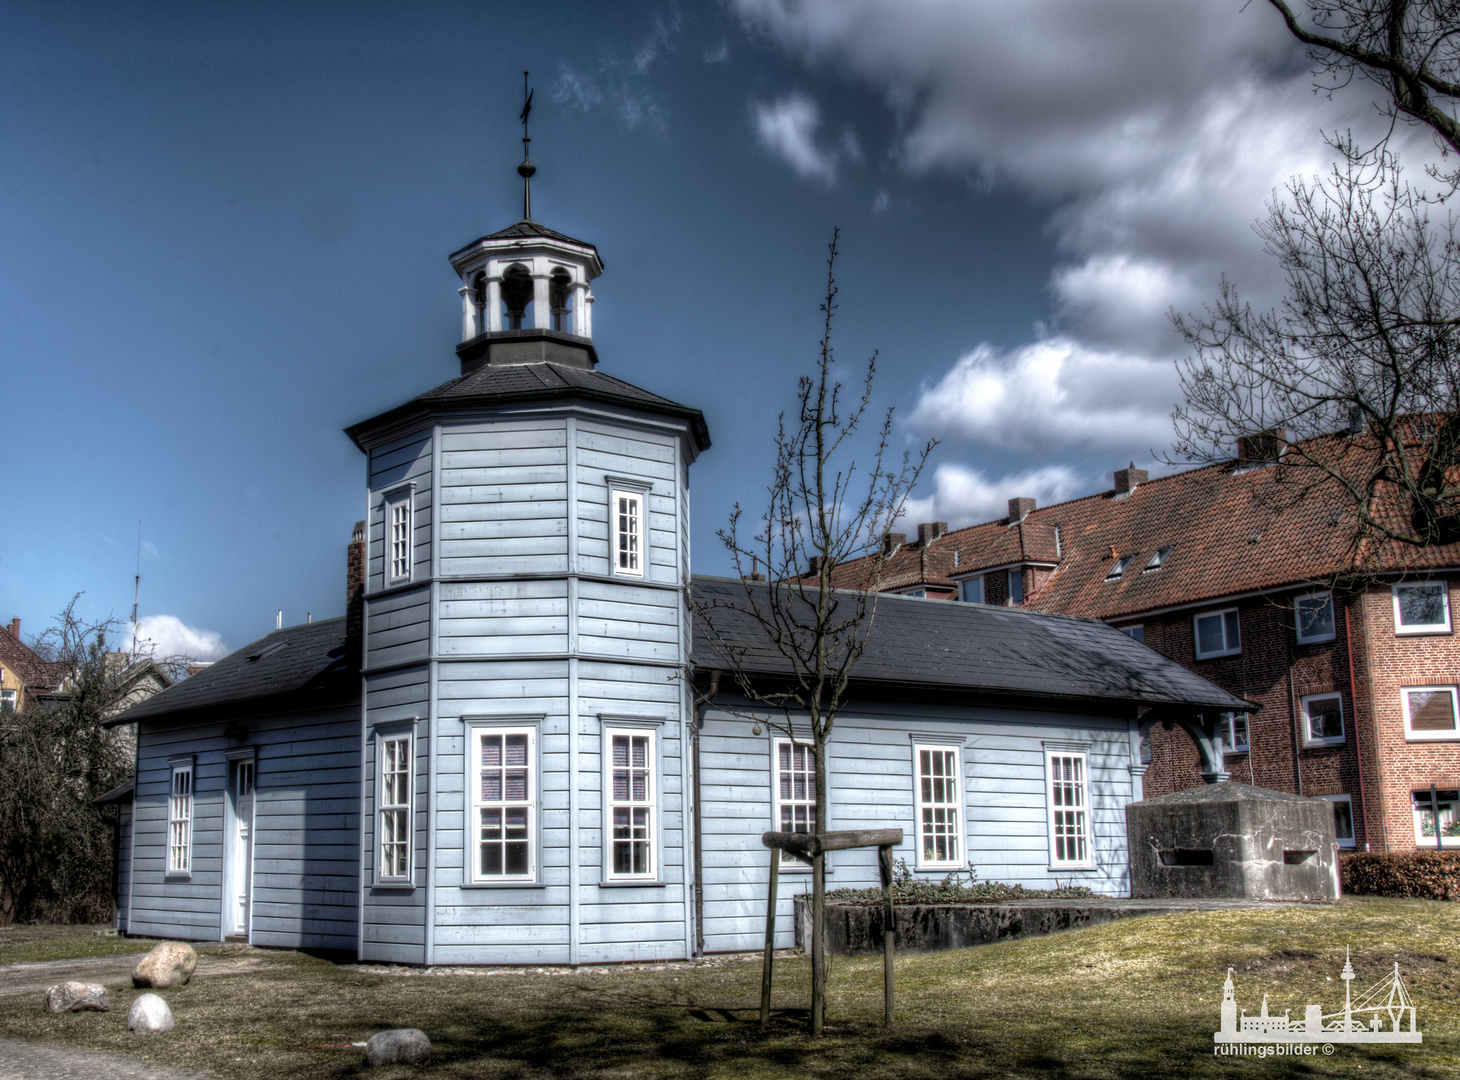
[960,576,984,604]
[1402,686,1460,740]
[1317,794,1356,848]
[1302,693,1345,746]
[168,764,193,875]
[1295,591,1336,643]
[607,729,655,879]
[379,734,412,882]
[1222,711,1249,753]
[1393,581,1450,634]
[1194,608,1241,659]
[612,489,644,577]
[1412,788,1460,844]
[387,494,412,584]
[0,688,14,712]
[914,745,963,867]
[1046,752,1092,867]
[474,729,534,880]
[774,740,817,834]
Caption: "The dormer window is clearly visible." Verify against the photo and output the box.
[1144,547,1172,572]
[1106,555,1132,580]
[550,268,573,333]
[501,263,533,330]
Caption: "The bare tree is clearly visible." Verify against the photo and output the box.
[691,229,932,1034]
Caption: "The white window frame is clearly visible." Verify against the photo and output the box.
[1119,624,1144,643]
[1294,590,1337,644]
[0,687,15,712]
[167,761,193,877]
[772,738,818,837]
[608,481,648,579]
[1317,794,1356,848]
[1412,788,1460,844]
[384,486,414,585]
[1044,748,1094,870]
[1193,607,1241,659]
[377,732,412,884]
[470,725,538,883]
[1393,580,1451,635]
[1008,568,1024,606]
[913,742,964,870]
[1222,711,1249,754]
[960,576,984,604]
[1401,685,1460,741]
[1301,692,1346,747]
[1105,555,1132,580]
[604,725,657,882]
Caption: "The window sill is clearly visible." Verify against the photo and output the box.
[164,873,192,882]
[459,880,546,889]
[1395,627,1453,636]
[1195,650,1241,661]
[1047,864,1096,873]
[372,882,416,891]
[1223,747,1249,757]
[1296,634,1337,646]
[1303,738,1346,749]
[1405,731,1460,742]
[599,879,666,888]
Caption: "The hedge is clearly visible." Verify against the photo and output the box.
[1340,851,1460,899]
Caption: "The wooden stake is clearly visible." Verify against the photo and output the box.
[811,849,825,1036]
[760,846,780,1023]
[879,843,895,1025]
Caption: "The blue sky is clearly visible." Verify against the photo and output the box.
[0,1,1409,658]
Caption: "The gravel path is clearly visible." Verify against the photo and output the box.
[0,1036,211,1080]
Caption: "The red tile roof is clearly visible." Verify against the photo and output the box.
[0,626,65,692]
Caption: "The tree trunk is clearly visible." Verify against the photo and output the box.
[811,739,827,1035]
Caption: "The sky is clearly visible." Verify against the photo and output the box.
[0,0,1426,660]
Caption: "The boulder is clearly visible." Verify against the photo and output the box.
[365,1028,431,1066]
[43,982,110,1013]
[132,941,198,989]
[127,993,174,1034]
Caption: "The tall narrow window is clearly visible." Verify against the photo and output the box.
[611,488,644,577]
[474,729,534,880]
[774,739,817,834]
[1008,568,1024,605]
[378,734,412,882]
[1222,711,1249,753]
[914,744,963,868]
[1317,794,1356,848]
[168,763,193,875]
[387,493,412,584]
[606,729,655,879]
[1046,752,1092,867]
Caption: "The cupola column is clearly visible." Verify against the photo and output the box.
[574,283,590,337]
[532,265,551,330]
[486,274,503,332]
[459,285,477,340]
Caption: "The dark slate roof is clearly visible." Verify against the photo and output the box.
[450,219,602,265]
[1134,780,1314,805]
[690,576,1252,713]
[104,617,358,727]
[346,360,711,451]
[94,779,135,806]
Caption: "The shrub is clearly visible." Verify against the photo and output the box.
[1340,851,1460,900]
[826,863,1095,905]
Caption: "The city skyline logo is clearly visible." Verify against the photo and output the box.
[1213,948,1421,1055]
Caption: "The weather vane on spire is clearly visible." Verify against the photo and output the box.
[518,71,535,221]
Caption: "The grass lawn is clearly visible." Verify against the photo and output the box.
[1,898,1457,1079]
[0,923,160,965]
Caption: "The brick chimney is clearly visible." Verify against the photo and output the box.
[916,522,948,545]
[346,520,365,662]
[1237,428,1288,467]
[1007,497,1035,523]
[1113,464,1148,494]
[881,532,906,556]
[807,554,828,577]
[5,617,17,640]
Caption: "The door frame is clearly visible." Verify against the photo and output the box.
[221,750,256,942]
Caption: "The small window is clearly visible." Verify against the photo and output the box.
[1393,581,1451,634]
[1301,693,1345,746]
[898,588,927,598]
[1222,711,1249,753]
[168,764,193,876]
[1412,788,1460,844]
[1138,732,1152,764]
[1317,794,1356,848]
[1295,590,1336,643]
[606,729,656,880]
[1046,751,1092,868]
[1194,608,1241,659]
[914,744,963,869]
[0,688,15,713]
[1106,555,1132,580]
[774,739,817,834]
[1402,686,1460,740]
[1120,624,1145,643]
[379,734,412,882]
[960,576,984,604]
[1008,568,1024,605]
[611,488,645,578]
[386,493,412,584]
[1144,547,1172,572]
[473,728,536,881]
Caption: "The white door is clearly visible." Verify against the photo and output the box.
[232,761,254,937]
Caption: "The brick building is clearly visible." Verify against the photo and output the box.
[827,443,1460,854]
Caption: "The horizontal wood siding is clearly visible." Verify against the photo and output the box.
[129,706,360,952]
[362,668,428,962]
[576,580,681,664]
[437,580,568,657]
[438,422,568,578]
[575,421,679,584]
[369,431,433,593]
[697,698,1135,953]
[117,803,132,933]
[366,586,430,669]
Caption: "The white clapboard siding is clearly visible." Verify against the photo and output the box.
[369,431,433,592]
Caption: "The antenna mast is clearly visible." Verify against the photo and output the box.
[518,71,536,220]
[131,520,141,660]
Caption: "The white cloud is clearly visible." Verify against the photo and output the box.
[907,337,1178,454]
[753,94,843,184]
[119,614,227,662]
[899,462,1089,529]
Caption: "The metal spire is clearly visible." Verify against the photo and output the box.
[518,71,536,220]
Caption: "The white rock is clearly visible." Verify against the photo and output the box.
[365,1028,430,1065]
[127,993,174,1034]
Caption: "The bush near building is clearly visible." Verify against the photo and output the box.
[1340,850,1460,899]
